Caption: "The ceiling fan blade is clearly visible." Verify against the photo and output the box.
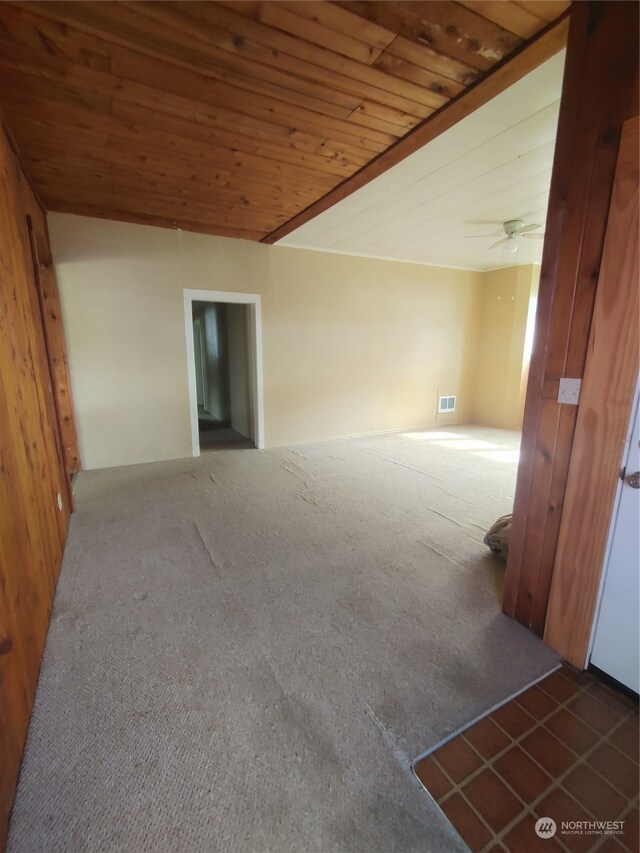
[522,233,545,239]
[518,223,542,234]
[488,237,509,250]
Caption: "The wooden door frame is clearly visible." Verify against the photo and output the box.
[503,2,639,646]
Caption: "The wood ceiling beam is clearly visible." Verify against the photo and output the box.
[262,10,569,245]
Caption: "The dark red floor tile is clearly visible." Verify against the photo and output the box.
[521,727,576,777]
[545,708,601,755]
[516,685,559,721]
[464,716,511,761]
[597,837,629,852]
[587,682,637,717]
[462,768,525,833]
[433,735,483,784]
[414,755,454,802]
[534,788,594,853]
[563,764,627,820]
[491,701,537,739]
[493,745,553,803]
[541,670,583,703]
[440,792,493,852]
[621,806,638,853]
[587,742,639,799]
[568,692,622,736]
[502,814,564,852]
[609,721,639,764]
[561,665,590,686]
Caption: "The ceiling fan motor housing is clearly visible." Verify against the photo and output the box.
[504,219,525,236]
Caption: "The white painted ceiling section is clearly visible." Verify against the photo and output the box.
[279,52,566,271]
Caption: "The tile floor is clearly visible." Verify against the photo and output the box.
[415,666,639,853]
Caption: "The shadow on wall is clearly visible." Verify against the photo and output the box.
[471,264,540,431]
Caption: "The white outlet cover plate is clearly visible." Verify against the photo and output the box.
[558,377,582,405]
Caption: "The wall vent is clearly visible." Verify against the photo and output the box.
[438,395,456,414]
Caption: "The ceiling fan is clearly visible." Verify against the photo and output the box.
[468,219,545,254]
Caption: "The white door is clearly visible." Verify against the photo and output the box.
[590,387,640,692]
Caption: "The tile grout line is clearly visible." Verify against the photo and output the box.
[413,670,568,846]
[487,685,637,850]
[589,798,639,853]
[435,670,636,805]
[490,681,637,802]
[435,677,584,803]
[423,671,637,853]
[487,686,638,852]
[411,662,563,766]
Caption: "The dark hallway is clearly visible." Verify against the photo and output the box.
[192,300,254,451]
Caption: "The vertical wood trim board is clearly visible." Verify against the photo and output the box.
[27,214,81,476]
[502,0,639,635]
[25,216,74,510]
[544,117,640,668]
[0,125,72,848]
[15,154,81,476]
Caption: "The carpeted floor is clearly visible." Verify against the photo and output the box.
[8,425,559,852]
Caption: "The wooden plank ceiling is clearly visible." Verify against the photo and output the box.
[0,1,570,242]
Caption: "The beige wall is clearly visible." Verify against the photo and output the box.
[227,303,252,440]
[471,264,540,430]
[49,213,484,469]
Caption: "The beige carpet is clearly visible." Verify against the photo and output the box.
[8,425,558,852]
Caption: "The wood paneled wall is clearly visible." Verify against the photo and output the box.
[544,117,640,668]
[22,186,81,476]
[503,0,639,636]
[0,121,74,848]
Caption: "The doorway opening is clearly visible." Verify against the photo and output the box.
[184,289,264,455]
